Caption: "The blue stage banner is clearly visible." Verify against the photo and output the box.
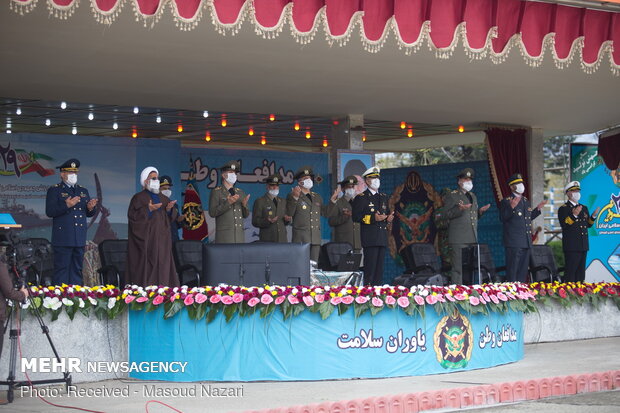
[179,147,331,242]
[128,307,523,382]
[570,143,620,282]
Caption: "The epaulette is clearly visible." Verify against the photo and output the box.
[54,183,61,187]
[358,192,365,196]
[451,190,458,193]
[504,197,510,200]
[215,186,221,190]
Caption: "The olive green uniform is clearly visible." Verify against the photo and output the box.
[252,193,288,243]
[326,197,361,251]
[208,186,249,243]
[286,191,326,261]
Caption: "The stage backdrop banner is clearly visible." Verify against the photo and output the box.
[570,143,620,282]
[128,307,523,382]
[179,147,330,242]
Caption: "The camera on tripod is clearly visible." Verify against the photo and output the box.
[0,229,51,287]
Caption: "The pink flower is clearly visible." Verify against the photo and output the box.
[469,296,480,306]
[414,296,425,306]
[371,297,384,307]
[425,295,438,305]
[482,292,490,302]
[209,295,221,304]
[195,293,207,304]
[261,294,274,305]
[497,292,508,302]
[124,295,135,304]
[184,295,194,306]
[136,296,148,303]
[315,294,325,303]
[355,296,369,304]
[287,295,299,305]
[303,296,314,306]
[341,295,354,305]
[153,295,164,306]
[490,294,500,304]
[232,293,244,303]
[221,295,234,305]
[479,296,486,304]
[247,297,260,307]
[397,296,410,308]
[436,294,446,303]
[506,292,515,300]
[274,296,286,305]
[445,294,455,302]
[454,293,466,301]
[330,296,343,305]
[385,296,396,305]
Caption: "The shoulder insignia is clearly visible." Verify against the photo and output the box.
[358,192,365,196]
[451,190,458,193]
[54,183,60,187]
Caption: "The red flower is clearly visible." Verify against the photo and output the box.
[558,289,567,298]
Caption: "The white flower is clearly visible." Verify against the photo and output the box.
[62,298,74,307]
[158,288,165,294]
[88,296,98,306]
[21,300,31,310]
[107,297,116,309]
[418,288,429,296]
[54,289,61,296]
[258,288,265,294]
[78,298,85,308]
[43,297,62,311]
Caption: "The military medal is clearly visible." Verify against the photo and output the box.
[518,211,522,216]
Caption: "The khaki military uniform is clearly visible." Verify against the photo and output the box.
[252,193,288,243]
[286,191,325,261]
[443,188,481,284]
[208,186,249,243]
[326,197,361,251]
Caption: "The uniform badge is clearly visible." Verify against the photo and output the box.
[268,211,273,216]
[302,204,307,210]
[518,212,522,216]
[370,208,375,212]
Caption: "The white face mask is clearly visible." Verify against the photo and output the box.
[514,183,525,195]
[268,189,279,197]
[460,181,473,192]
[369,178,380,190]
[161,189,172,198]
[225,172,237,185]
[65,173,77,186]
[569,192,581,203]
[147,179,160,193]
[344,188,356,198]
[301,179,313,190]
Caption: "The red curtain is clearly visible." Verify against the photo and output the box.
[485,128,529,205]
[598,132,620,171]
[10,0,620,74]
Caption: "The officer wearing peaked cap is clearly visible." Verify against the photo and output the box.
[499,173,547,282]
[286,166,330,262]
[352,166,393,285]
[209,161,250,243]
[326,175,361,251]
[442,168,491,285]
[45,158,98,285]
[558,181,600,282]
[159,175,185,242]
[252,174,288,243]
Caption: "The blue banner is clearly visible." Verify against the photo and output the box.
[128,307,523,381]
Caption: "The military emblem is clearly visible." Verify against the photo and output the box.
[231,164,236,170]
[433,310,473,369]
[71,162,76,168]
[182,202,205,230]
[302,204,307,210]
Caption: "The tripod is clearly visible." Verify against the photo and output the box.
[0,268,72,403]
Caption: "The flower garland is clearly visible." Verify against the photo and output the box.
[19,282,619,322]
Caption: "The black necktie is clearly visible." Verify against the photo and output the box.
[228,188,235,196]
[273,198,278,208]
[466,192,473,204]
[306,193,312,203]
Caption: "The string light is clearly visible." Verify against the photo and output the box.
[72,126,77,135]
[60,102,67,109]
[45,119,51,126]
[294,122,300,131]
[221,116,227,127]
[269,114,275,121]
[362,132,367,142]
[260,136,267,145]
[400,121,406,129]
[205,131,211,142]
[322,139,328,147]
[458,125,465,133]
[177,124,183,133]
[203,111,209,118]
[88,113,94,121]
[248,127,254,136]
[407,129,414,138]
[333,120,339,125]
[132,128,138,138]
[305,130,311,139]
[156,115,162,123]
[112,122,118,130]
[16,108,21,115]
[133,106,139,114]
[6,129,11,134]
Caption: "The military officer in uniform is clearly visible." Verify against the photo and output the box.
[558,181,600,282]
[326,175,361,251]
[352,166,394,286]
[45,159,98,285]
[208,161,250,243]
[159,175,185,242]
[499,173,547,282]
[442,168,491,284]
[286,166,330,262]
[252,174,288,242]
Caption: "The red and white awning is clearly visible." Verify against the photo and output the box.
[10,0,620,75]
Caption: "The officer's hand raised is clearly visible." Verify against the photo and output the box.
[592,206,601,218]
[386,211,394,223]
[148,200,162,211]
[536,199,548,210]
[510,196,521,209]
[242,194,250,207]
[330,185,341,203]
[166,200,177,211]
[291,186,301,199]
[227,194,239,205]
[479,203,491,213]
[375,212,387,222]
[87,198,98,211]
[65,196,80,208]
[573,204,583,217]
[458,200,472,210]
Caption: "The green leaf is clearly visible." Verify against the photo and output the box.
[186,304,197,320]
[163,300,183,319]
[319,301,335,320]
[51,309,61,322]
[337,303,350,316]
[65,303,77,321]
[369,304,383,316]
[353,302,369,318]
[223,303,238,322]
[260,303,275,318]
[206,305,220,324]
[194,304,207,321]
[145,300,157,313]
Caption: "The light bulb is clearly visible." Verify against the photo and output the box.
[322,139,328,147]
[261,137,266,145]
[248,128,254,136]
[156,115,161,123]
[205,132,211,142]
[45,119,51,126]
[133,106,139,114]
[407,129,413,138]
[132,128,137,138]
[177,124,183,133]
[72,126,77,135]
[16,108,21,115]
[60,102,67,109]
[305,131,311,139]
[458,125,465,133]
[203,111,209,118]
[400,121,406,129]
[221,118,227,127]
[6,129,11,134]
[294,122,300,131]
[269,114,275,121]
[113,122,118,130]
[88,113,94,121]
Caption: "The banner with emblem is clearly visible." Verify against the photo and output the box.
[181,157,208,242]
[570,143,620,282]
[129,306,523,381]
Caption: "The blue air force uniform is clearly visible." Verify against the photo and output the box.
[45,159,96,285]
[499,174,541,282]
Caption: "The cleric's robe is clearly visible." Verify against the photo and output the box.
[126,190,179,287]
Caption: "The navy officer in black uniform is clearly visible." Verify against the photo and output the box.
[352,166,394,286]
[499,173,547,282]
[45,159,98,285]
[558,181,600,283]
